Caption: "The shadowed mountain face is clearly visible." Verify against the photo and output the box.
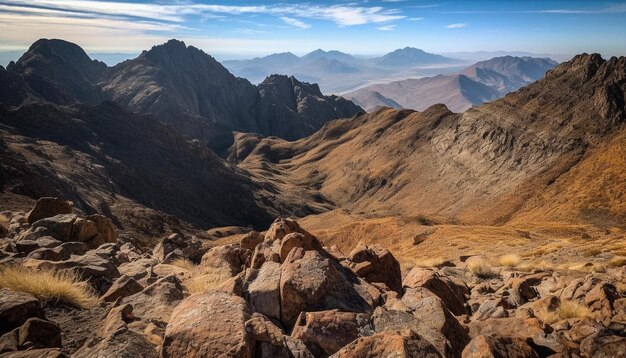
[345,56,557,112]
[3,39,362,148]
[0,101,316,236]
[374,47,458,67]
[233,54,626,228]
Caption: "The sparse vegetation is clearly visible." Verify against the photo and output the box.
[498,254,521,267]
[536,299,592,324]
[557,300,592,320]
[170,258,197,271]
[0,265,97,308]
[584,248,602,257]
[467,259,497,278]
[608,256,626,267]
[183,267,233,294]
[0,214,9,237]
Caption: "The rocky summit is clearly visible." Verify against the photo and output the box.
[0,202,625,357]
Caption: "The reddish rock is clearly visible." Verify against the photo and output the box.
[26,198,72,225]
[0,289,44,335]
[279,247,378,327]
[245,261,281,320]
[462,334,539,358]
[240,231,263,251]
[291,310,370,356]
[162,291,254,358]
[330,330,441,358]
[403,267,468,315]
[201,244,251,275]
[346,243,402,293]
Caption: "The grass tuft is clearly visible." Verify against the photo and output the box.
[170,258,197,271]
[467,259,497,278]
[498,254,521,267]
[536,299,592,324]
[557,300,592,320]
[183,267,233,294]
[608,256,626,267]
[0,265,97,308]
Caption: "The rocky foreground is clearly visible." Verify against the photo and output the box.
[0,198,625,357]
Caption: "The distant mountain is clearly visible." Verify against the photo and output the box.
[373,47,458,68]
[345,55,557,112]
[345,74,499,112]
[302,49,356,63]
[2,39,362,147]
[223,47,466,93]
[462,56,558,92]
[348,91,402,111]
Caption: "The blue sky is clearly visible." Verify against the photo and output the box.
[0,0,624,57]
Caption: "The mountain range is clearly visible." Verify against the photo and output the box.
[223,47,464,93]
[1,38,625,241]
[2,39,362,149]
[345,56,558,112]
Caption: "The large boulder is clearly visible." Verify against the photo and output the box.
[162,291,254,358]
[264,218,308,243]
[403,267,469,315]
[153,233,204,262]
[330,330,441,358]
[28,214,115,249]
[123,274,185,324]
[100,275,144,302]
[374,287,469,358]
[244,261,281,320]
[245,313,314,358]
[240,231,263,251]
[26,198,72,225]
[0,289,44,335]
[291,310,371,356]
[279,247,379,327]
[16,318,62,350]
[346,243,402,293]
[462,334,539,358]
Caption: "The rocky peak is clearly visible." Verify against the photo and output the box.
[9,38,106,81]
[5,38,106,104]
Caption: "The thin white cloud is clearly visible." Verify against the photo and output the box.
[446,23,466,29]
[0,0,404,26]
[376,24,396,31]
[280,16,311,29]
[408,17,424,21]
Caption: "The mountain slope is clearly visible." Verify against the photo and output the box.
[345,55,557,112]
[0,101,314,236]
[235,54,626,227]
[345,74,499,112]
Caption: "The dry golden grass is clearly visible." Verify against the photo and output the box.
[608,256,626,267]
[498,254,521,267]
[0,265,97,308]
[536,300,592,324]
[0,214,9,237]
[183,267,233,294]
[467,259,497,278]
[558,300,592,320]
[170,258,197,271]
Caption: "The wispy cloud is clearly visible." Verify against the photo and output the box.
[280,16,310,29]
[445,23,466,29]
[408,17,424,21]
[376,24,396,31]
[0,0,404,26]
